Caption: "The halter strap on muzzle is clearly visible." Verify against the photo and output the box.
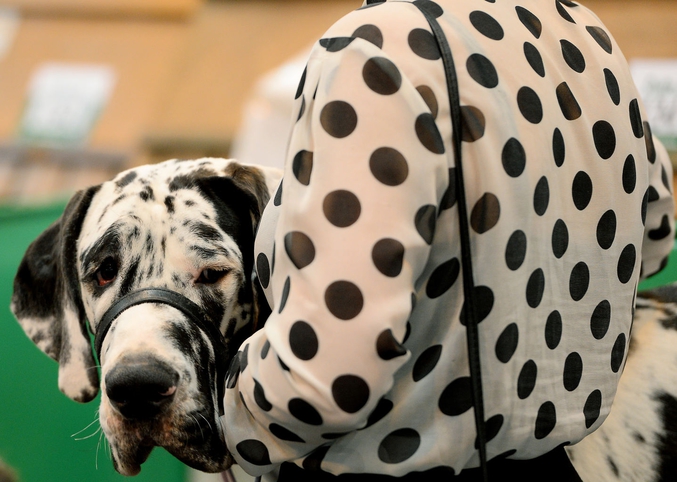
[95,288,230,413]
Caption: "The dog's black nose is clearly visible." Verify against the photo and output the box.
[105,357,179,419]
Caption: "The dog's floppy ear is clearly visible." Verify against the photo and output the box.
[11,186,101,403]
[222,162,272,229]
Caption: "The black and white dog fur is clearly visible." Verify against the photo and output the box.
[11,158,281,476]
[9,157,677,480]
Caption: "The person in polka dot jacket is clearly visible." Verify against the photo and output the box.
[222,1,676,480]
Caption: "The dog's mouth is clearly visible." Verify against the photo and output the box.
[106,411,233,476]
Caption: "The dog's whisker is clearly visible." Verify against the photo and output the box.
[190,414,205,441]
[198,413,213,433]
[71,416,101,438]
[74,425,102,441]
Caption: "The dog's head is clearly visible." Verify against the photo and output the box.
[10,158,281,475]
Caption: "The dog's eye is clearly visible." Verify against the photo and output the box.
[196,268,229,284]
[96,258,118,287]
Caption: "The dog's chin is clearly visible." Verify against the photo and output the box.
[110,435,233,476]
[105,414,233,476]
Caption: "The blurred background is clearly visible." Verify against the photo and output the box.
[0,0,675,481]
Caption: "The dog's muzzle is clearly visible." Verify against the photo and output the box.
[95,288,229,415]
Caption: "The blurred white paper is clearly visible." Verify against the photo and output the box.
[631,59,677,151]
[19,63,116,145]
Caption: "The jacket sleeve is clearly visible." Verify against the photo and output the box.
[221,36,449,476]
[641,131,675,280]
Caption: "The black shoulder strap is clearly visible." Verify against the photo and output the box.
[411,3,489,480]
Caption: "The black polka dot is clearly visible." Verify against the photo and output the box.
[289,398,323,425]
[476,414,504,448]
[236,440,271,466]
[526,269,546,308]
[320,101,357,138]
[378,428,421,464]
[649,214,673,241]
[323,190,361,227]
[505,230,527,271]
[413,0,443,18]
[563,352,583,391]
[372,238,405,277]
[662,165,671,192]
[560,39,586,73]
[495,323,519,363]
[518,360,538,399]
[364,398,394,428]
[502,137,526,177]
[257,253,270,289]
[240,344,249,373]
[440,168,457,211]
[584,390,602,428]
[469,11,504,40]
[353,24,383,48]
[284,231,315,269]
[416,113,445,153]
[553,128,566,167]
[461,106,486,142]
[273,182,282,206]
[320,37,355,52]
[261,340,270,359]
[471,193,500,234]
[604,69,620,106]
[439,377,473,416]
[333,375,370,413]
[524,42,545,77]
[648,185,661,203]
[377,329,407,360]
[415,204,437,244]
[297,96,306,122]
[535,402,557,439]
[534,176,549,216]
[596,210,617,250]
[408,28,441,60]
[278,277,290,314]
[416,85,439,118]
[593,121,616,159]
[303,445,330,471]
[226,353,240,389]
[413,345,443,382]
[556,1,576,23]
[629,99,644,138]
[363,57,402,95]
[545,311,563,350]
[611,333,626,373]
[254,379,272,411]
[295,67,306,100]
[292,150,313,186]
[427,258,460,299]
[586,26,612,54]
[278,356,289,372]
[460,286,495,325]
[572,171,593,210]
[623,155,636,194]
[325,281,363,320]
[617,244,636,284]
[289,321,319,361]
[516,6,542,38]
[370,147,409,186]
[556,82,582,120]
[322,432,349,440]
[644,122,657,163]
[467,53,498,88]
[517,87,543,124]
[642,189,649,226]
[270,423,305,443]
[570,262,590,301]
[591,300,611,340]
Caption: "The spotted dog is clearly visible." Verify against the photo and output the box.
[566,284,677,482]
[10,158,282,476]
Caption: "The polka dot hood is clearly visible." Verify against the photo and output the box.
[222,0,675,479]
